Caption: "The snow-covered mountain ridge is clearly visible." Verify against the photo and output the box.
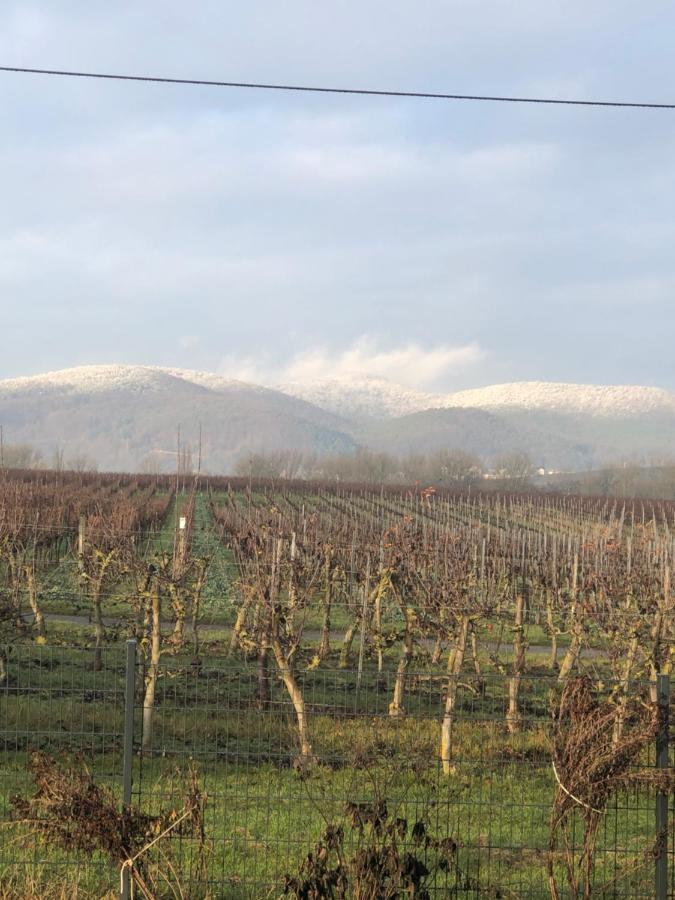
[279,375,675,420]
[0,365,357,472]
[444,382,675,418]
[3,366,674,420]
[1,365,674,472]
[0,365,259,398]
[278,375,439,419]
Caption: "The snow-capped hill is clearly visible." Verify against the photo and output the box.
[7,368,672,421]
[2,365,673,473]
[0,365,254,399]
[0,364,357,472]
[278,375,440,419]
[279,376,675,421]
[442,382,675,418]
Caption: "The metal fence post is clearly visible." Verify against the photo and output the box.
[656,673,669,900]
[120,639,137,900]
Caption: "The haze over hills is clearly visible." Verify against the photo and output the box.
[357,408,595,471]
[1,365,674,473]
[282,376,675,468]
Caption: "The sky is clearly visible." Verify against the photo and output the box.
[1,2,675,392]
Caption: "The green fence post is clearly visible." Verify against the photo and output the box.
[120,640,137,900]
[655,673,669,900]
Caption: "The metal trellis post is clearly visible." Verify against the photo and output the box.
[655,673,670,900]
[120,639,137,900]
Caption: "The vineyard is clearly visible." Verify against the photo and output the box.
[0,469,673,898]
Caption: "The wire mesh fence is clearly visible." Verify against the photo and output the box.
[0,644,672,899]
[0,645,127,894]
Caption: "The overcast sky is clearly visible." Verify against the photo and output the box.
[1,2,675,391]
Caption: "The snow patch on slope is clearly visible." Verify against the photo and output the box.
[443,382,675,417]
[281,376,675,420]
[278,375,440,419]
[3,367,674,422]
[0,365,256,399]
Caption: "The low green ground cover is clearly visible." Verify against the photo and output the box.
[0,648,662,899]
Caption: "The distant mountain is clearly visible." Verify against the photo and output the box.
[357,407,595,470]
[279,375,438,420]
[443,382,675,418]
[439,383,675,465]
[282,377,675,467]
[281,376,675,421]
[1,366,673,473]
[0,366,357,472]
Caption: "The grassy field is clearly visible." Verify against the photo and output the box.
[1,481,672,898]
[0,646,664,899]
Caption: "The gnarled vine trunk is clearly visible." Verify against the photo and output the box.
[440,614,470,775]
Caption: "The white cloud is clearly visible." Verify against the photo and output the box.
[218,337,484,390]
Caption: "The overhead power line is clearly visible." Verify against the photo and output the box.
[1,64,675,110]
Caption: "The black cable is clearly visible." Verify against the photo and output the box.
[1,64,674,110]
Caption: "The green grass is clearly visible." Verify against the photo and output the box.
[11,489,614,658]
[22,491,240,631]
[0,647,665,899]
[0,495,668,897]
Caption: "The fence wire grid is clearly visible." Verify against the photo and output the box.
[0,644,672,899]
